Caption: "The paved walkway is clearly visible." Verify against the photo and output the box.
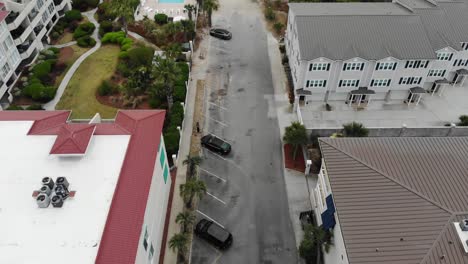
[127,30,159,50]
[44,41,77,49]
[43,8,102,110]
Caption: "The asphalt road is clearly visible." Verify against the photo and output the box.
[191,0,299,263]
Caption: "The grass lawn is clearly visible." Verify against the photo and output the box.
[56,45,120,119]
[54,45,89,86]
[55,32,74,45]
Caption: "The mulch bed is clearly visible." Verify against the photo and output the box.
[58,46,74,65]
[158,168,178,264]
[284,143,305,173]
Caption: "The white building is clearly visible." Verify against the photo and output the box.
[136,0,197,22]
[286,0,468,109]
[0,0,71,108]
[0,110,172,264]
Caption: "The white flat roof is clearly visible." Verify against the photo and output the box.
[0,121,130,264]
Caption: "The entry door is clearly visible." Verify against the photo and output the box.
[360,95,367,103]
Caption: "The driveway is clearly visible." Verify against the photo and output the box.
[190,0,299,263]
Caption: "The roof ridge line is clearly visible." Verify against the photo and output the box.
[320,139,454,214]
[418,214,456,264]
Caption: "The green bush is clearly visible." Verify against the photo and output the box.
[173,85,186,102]
[64,10,83,22]
[51,31,60,40]
[169,102,184,128]
[6,104,24,110]
[154,13,168,25]
[127,47,154,67]
[73,0,99,10]
[118,51,129,59]
[102,31,125,44]
[163,127,180,157]
[76,36,96,47]
[32,61,53,81]
[97,80,117,96]
[73,22,95,39]
[273,22,284,34]
[149,96,167,109]
[99,20,113,36]
[26,104,44,110]
[116,63,131,77]
[458,115,468,126]
[23,83,56,102]
[265,7,276,21]
[48,47,60,54]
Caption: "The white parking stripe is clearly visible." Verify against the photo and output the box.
[206,192,227,205]
[208,101,228,111]
[200,168,227,182]
[203,114,229,127]
[196,210,225,228]
[203,148,228,161]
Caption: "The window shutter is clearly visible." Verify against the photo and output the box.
[417,77,422,84]
[326,63,330,71]
[399,78,403,84]
[323,80,327,87]
[387,80,391,87]
[370,80,375,87]
[454,60,458,66]
[339,80,343,87]
[342,63,347,71]
[459,60,463,66]
[465,60,468,66]
[405,61,409,68]
[309,64,313,71]
[415,61,421,68]
[425,61,429,68]
[375,63,380,70]
[449,53,453,61]
[355,80,360,87]
[306,80,310,88]
[442,70,446,76]
[360,63,364,71]
[392,63,397,71]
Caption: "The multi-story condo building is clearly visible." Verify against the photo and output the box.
[0,0,71,108]
[286,0,468,108]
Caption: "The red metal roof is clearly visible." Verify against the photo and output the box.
[0,10,8,23]
[50,124,96,155]
[0,110,166,263]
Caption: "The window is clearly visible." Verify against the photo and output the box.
[370,79,391,87]
[437,52,453,61]
[10,50,20,66]
[309,62,330,71]
[48,3,54,14]
[428,69,446,77]
[399,76,422,85]
[306,79,327,88]
[343,62,364,71]
[0,22,7,36]
[3,36,13,51]
[149,244,155,260]
[36,0,44,8]
[462,42,468,51]
[159,145,165,167]
[338,79,359,87]
[1,62,11,79]
[42,12,48,24]
[163,164,169,184]
[143,227,149,251]
[453,59,468,67]
[404,60,429,69]
[375,62,397,71]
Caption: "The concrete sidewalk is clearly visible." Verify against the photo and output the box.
[267,33,315,252]
[162,31,210,264]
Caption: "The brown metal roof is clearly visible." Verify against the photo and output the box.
[319,137,468,264]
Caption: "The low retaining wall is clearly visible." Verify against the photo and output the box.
[307,125,468,137]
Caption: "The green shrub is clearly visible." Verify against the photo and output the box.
[118,51,129,59]
[273,22,283,34]
[77,36,96,47]
[154,13,168,25]
[149,96,167,109]
[51,31,60,40]
[73,22,95,39]
[170,102,184,128]
[163,128,180,156]
[48,47,60,54]
[265,7,276,21]
[6,104,24,110]
[99,20,113,36]
[102,31,126,44]
[26,104,44,110]
[116,63,131,77]
[121,43,132,51]
[458,115,468,126]
[177,62,189,76]
[73,0,99,10]
[64,10,82,22]
[127,47,154,67]
[23,83,56,101]
[32,61,53,81]
[173,85,186,102]
[97,80,117,96]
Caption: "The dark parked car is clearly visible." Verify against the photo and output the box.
[209,28,232,40]
[201,134,231,155]
[195,219,233,250]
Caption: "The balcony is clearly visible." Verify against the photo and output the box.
[33,24,43,35]
[53,0,63,5]
[5,12,19,25]
[28,9,38,21]
[10,26,26,39]
[16,40,32,54]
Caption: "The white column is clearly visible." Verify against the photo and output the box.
[305,160,312,175]
[408,93,413,106]
[416,94,422,106]
[440,84,446,96]
[461,75,467,87]
[432,84,437,96]
[357,95,362,107]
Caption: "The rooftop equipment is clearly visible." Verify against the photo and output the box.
[42,177,54,189]
[36,193,51,208]
[39,185,52,196]
[51,195,64,208]
[56,177,69,189]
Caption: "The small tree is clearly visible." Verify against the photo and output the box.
[183,155,203,178]
[343,122,369,137]
[107,0,136,35]
[154,13,168,25]
[273,22,283,34]
[169,232,189,263]
[300,224,334,264]
[283,122,307,160]
[164,43,183,61]
[176,211,196,233]
[203,0,219,27]
[180,179,206,208]
[458,115,468,126]
[184,4,196,21]
[152,56,180,111]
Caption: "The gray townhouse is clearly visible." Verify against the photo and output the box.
[285,0,468,109]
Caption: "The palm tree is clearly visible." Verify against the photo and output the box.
[176,211,196,233]
[184,4,196,21]
[342,122,369,137]
[458,115,468,126]
[107,0,136,35]
[183,155,203,178]
[164,43,183,61]
[181,19,195,42]
[152,56,180,111]
[283,121,307,160]
[165,21,183,42]
[300,225,333,264]
[203,0,219,27]
[169,232,189,262]
[180,178,206,208]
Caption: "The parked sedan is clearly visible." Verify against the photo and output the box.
[195,219,233,250]
[209,28,232,40]
[201,134,231,155]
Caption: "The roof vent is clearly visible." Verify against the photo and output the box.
[56,177,69,189]
[453,221,468,253]
[51,195,64,208]
[36,193,51,208]
[42,177,54,189]
[39,185,52,196]
[54,185,69,200]
[460,219,468,231]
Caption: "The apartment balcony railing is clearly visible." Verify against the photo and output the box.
[28,9,39,21]
[33,25,43,35]
[10,26,26,39]
[53,0,62,6]
[5,12,20,24]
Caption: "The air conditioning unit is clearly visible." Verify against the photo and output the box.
[51,195,64,208]
[56,177,69,189]
[36,193,51,208]
[39,185,52,196]
[54,185,69,199]
[460,219,468,231]
[42,177,54,190]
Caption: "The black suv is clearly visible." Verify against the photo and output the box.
[209,28,232,40]
[201,134,231,155]
[195,219,233,250]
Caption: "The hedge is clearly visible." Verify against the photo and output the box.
[169,102,184,128]
[99,20,113,36]
[23,83,56,101]
[77,36,96,47]
[102,31,133,51]
[163,127,180,157]
[64,10,82,22]
[73,22,95,39]
[32,61,53,81]
[154,13,168,25]
[6,104,24,110]
[72,0,99,10]
[26,104,44,110]
[97,80,117,96]
[173,85,186,102]
[127,46,154,67]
